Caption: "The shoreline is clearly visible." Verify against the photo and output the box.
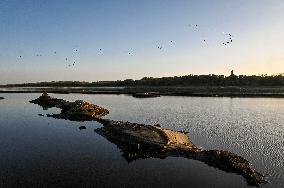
[0,86,283,98]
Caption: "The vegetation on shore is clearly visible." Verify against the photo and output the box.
[1,73,283,87]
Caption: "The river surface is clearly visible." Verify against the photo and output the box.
[0,93,283,188]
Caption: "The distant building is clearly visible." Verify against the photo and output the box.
[229,70,238,86]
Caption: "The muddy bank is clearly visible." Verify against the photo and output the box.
[30,93,267,186]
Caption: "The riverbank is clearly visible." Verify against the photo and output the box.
[0,86,283,97]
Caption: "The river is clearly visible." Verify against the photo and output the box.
[0,93,283,187]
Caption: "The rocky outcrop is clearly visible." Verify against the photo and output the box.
[30,92,67,110]
[61,100,109,118]
[30,93,109,118]
[95,119,267,187]
[31,93,267,186]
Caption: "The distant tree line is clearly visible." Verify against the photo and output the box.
[2,73,284,87]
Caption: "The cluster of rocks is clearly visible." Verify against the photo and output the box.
[31,93,267,187]
[61,100,109,118]
[30,92,109,119]
[30,92,66,109]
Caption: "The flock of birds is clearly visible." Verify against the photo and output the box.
[17,24,235,67]
[222,33,233,46]
[189,24,234,45]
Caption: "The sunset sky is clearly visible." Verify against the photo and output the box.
[0,0,284,84]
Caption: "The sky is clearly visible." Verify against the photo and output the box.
[0,0,284,84]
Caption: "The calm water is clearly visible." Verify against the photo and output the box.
[0,93,283,188]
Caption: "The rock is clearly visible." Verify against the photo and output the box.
[38,114,44,117]
[95,119,267,186]
[42,91,49,97]
[61,100,109,118]
[153,124,161,127]
[178,130,189,134]
[79,125,86,130]
[30,92,67,110]
[30,93,109,120]
[203,150,267,186]
[0,97,4,100]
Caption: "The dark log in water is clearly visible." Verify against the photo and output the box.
[30,93,268,186]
